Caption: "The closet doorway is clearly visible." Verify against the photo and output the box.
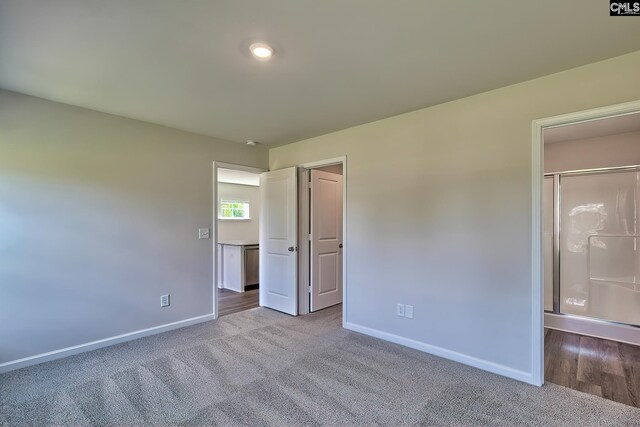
[297,159,346,315]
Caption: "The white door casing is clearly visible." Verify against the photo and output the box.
[310,169,343,311]
[259,167,298,315]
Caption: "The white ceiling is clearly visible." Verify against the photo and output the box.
[1,1,640,146]
[218,168,260,187]
[545,112,640,144]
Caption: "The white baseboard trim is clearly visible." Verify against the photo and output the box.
[0,313,215,374]
[344,322,534,385]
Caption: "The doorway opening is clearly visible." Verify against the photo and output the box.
[213,163,265,318]
[534,104,640,406]
[214,157,347,320]
[297,160,345,315]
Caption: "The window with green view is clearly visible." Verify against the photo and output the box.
[219,200,250,220]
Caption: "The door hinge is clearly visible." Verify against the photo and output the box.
[308,233,312,241]
[308,285,312,293]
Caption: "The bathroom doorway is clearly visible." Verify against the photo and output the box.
[539,108,640,407]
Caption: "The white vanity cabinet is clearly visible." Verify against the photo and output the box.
[218,241,259,292]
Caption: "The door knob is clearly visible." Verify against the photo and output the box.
[288,246,295,252]
[339,243,343,248]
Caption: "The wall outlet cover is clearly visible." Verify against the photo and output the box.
[198,228,210,239]
[160,294,170,307]
[397,303,405,317]
[405,305,414,319]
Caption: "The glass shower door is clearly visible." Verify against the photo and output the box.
[559,169,640,325]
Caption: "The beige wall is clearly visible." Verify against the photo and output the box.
[0,90,268,366]
[269,50,640,381]
[544,131,640,173]
[217,183,260,243]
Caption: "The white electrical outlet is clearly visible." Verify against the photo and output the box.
[160,294,170,307]
[405,305,414,319]
[397,303,405,317]
[198,228,210,239]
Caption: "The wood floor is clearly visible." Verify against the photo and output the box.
[544,328,640,407]
[218,286,259,317]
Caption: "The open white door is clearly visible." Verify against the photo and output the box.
[310,169,343,311]
[259,167,298,315]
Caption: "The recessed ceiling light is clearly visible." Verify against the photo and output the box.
[246,140,258,146]
[250,43,274,60]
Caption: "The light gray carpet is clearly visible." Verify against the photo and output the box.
[1,305,639,426]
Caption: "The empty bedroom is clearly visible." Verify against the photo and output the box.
[2,1,640,425]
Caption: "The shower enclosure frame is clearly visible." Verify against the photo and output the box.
[543,164,640,326]
[531,99,640,387]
